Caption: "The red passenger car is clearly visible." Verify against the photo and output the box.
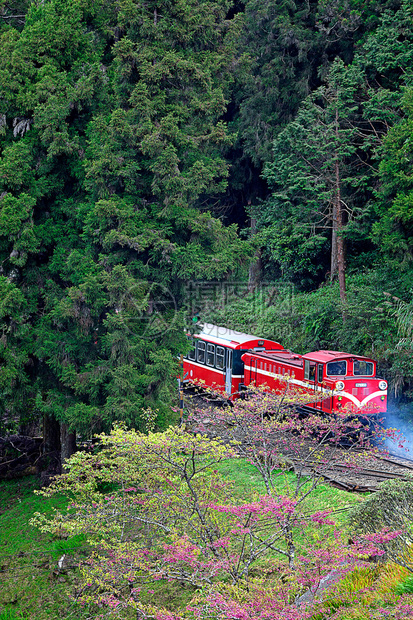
[183,324,283,399]
[241,348,387,415]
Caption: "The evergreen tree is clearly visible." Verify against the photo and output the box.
[253,0,413,292]
[363,0,413,264]
[0,0,247,461]
[261,59,371,301]
[373,88,413,264]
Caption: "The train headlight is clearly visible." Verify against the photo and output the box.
[336,381,345,391]
[378,380,387,391]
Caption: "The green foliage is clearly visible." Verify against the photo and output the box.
[0,610,28,620]
[1,0,413,444]
[206,269,399,355]
[395,574,413,595]
[231,0,387,167]
[0,0,248,442]
[374,88,413,265]
[248,0,413,291]
[349,477,413,572]
[232,0,320,166]
[260,57,378,287]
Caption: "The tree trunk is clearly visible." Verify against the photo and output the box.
[337,229,346,307]
[42,414,62,476]
[43,415,61,455]
[334,171,347,316]
[60,424,76,465]
[330,202,338,281]
[335,109,346,317]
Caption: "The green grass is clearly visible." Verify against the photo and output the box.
[0,474,202,619]
[216,457,362,524]
[395,573,413,595]
[0,477,90,620]
[0,609,28,620]
[216,456,268,496]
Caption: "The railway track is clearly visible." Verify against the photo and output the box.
[282,452,413,493]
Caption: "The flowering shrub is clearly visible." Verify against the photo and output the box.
[189,383,401,568]
[30,391,410,619]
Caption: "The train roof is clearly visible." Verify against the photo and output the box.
[301,350,375,363]
[195,324,283,350]
[242,348,376,367]
[242,349,303,367]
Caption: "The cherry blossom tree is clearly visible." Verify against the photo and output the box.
[188,382,396,568]
[31,390,404,619]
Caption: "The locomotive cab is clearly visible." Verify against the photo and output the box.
[302,351,387,415]
[240,348,387,417]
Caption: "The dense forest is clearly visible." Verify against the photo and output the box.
[4,3,413,620]
[1,0,413,460]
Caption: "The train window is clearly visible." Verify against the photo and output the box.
[326,361,347,376]
[304,360,309,379]
[264,363,267,371]
[216,346,225,370]
[353,360,374,376]
[197,341,206,364]
[233,350,244,375]
[206,344,215,367]
[317,364,323,383]
[304,360,316,381]
[188,339,196,361]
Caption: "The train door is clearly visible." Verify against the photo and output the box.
[315,363,324,410]
[225,349,233,394]
[304,359,317,408]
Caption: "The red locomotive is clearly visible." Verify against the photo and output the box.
[241,348,387,416]
[183,324,388,415]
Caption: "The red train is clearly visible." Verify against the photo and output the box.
[183,324,387,415]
